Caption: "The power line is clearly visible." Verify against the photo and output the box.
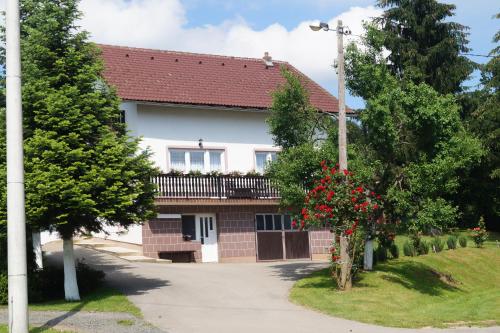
[461,53,495,58]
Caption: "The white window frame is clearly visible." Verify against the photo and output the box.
[255,151,278,174]
[168,149,225,173]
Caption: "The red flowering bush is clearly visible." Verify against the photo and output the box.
[471,217,488,248]
[297,161,383,233]
[295,161,384,290]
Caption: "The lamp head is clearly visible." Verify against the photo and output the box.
[309,22,330,32]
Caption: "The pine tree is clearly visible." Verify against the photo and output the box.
[0,0,158,300]
[376,0,475,94]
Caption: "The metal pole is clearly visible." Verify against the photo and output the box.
[337,20,347,171]
[6,0,29,331]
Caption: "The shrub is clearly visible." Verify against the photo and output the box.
[459,235,467,248]
[0,274,7,305]
[375,246,388,262]
[0,260,106,305]
[418,240,430,255]
[471,217,488,248]
[447,235,458,250]
[431,237,444,253]
[403,240,416,257]
[389,243,399,259]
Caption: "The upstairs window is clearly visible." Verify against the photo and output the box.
[118,110,126,124]
[169,149,224,173]
[255,151,277,174]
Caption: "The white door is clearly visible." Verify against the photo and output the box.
[196,214,218,263]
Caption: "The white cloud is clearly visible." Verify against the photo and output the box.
[78,0,380,86]
[1,0,381,97]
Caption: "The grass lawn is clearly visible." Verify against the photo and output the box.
[0,325,73,333]
[290,233,500,328]
[29,286,142,318]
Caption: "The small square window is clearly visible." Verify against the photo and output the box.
[273,215,283,230]
[256,215,265,231]
[283,215,292,230]
[182,215,196,240]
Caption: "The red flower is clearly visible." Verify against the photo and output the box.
[373,204,379,210]
[376,195,381,200]
[351,197,357,203]
[320,160,326,167]
[291,220,297,228]
[345,229,353,236]
[301,208,307,215]
[330,168,337,175]
[356,186,363,193]
[370,191,375,196]
[327,191,335,201]
[300,220,305,228]
[343,169,349,176]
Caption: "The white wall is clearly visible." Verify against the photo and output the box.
[132,103,279,173]
[93,224,143,245]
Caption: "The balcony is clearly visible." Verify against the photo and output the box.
[152,174,280,203]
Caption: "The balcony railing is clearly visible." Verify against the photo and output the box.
[152,174,280,199]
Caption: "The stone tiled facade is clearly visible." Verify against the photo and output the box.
[309,227,334,260]
[142,204,334,262]
[142,218,202,261]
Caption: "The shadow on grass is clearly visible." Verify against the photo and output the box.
[33,246,171,331]
[286,260,463,297]
[375,261,461,296]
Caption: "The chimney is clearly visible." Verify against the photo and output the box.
[263,52,274,67]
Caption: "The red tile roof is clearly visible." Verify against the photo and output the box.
[98,44,344,113]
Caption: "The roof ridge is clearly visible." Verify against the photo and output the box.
[96,43,289,64]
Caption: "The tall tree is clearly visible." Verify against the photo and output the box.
[376,0,475,94]
[0,0,158,300]
[361,82,482,232]
[267,67,326,149]
[456,14,500,230]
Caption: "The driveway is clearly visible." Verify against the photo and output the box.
[45,244,500,333]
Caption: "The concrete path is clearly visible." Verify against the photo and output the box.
[45,244,500,333]
[0,309,164,333]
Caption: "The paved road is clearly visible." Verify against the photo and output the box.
[45,244,500,333]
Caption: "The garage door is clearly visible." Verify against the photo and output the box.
[256,214,310,261]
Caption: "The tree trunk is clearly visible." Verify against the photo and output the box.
[32,230,43,269]
[364,239,373,271]
[63,237,80,301]
[339,235,352,290]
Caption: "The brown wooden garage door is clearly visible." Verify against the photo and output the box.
[256,214,310,261]
[285,231,310,259]
[256,232,283,260]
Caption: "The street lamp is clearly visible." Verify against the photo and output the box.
[309,22,331,32]
[309,20,350,172]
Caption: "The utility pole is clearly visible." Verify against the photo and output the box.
[337,20,347,172]
[6,0,29,332]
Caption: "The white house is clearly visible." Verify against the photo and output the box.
[44,44,347,263]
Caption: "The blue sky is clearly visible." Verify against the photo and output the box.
[0,0,496,108]
[0,0,487,109]
[181,0,499,108]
